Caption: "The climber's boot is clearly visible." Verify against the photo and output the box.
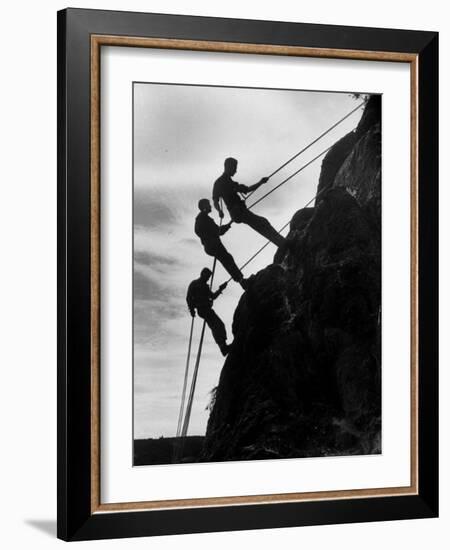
[219,342,232,357]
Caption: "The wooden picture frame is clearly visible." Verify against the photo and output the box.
[57,8,438,541]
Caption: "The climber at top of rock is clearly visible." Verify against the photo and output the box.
[186,268,231,356]
[212,157,286,248]
[195,198,248,290]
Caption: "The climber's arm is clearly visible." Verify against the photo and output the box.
[211,282,228,300]
[238,177,269,194]
[219,223,232,235]
[212,180,224,219]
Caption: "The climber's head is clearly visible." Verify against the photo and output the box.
[198,198,211,213]
[200,267,212,282]
[224,157,238,176]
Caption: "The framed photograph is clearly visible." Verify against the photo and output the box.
[57,8,438,541]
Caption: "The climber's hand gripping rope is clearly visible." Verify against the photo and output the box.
[218,282,228,293]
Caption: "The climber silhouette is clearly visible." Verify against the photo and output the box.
[213,157,286,248]
[195,198,248,290]
[186,268,231,356]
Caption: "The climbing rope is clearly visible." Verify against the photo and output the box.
[245,101,364,202]
[180,321,207,441]
[175,316,195,439]
[180,256,217,440]
[175,215,223,459]
[247,143,333,211]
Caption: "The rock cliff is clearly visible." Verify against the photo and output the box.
[202,96,382,462]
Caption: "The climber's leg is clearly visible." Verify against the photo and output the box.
[232,207,285,248]
[212,241,244,282]
[198,307,227,351]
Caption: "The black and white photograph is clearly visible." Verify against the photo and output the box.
[132,83,382,466]
[0,0,444,545]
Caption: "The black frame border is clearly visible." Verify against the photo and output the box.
[57,8,438,541]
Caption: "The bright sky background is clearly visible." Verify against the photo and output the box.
[133,82,364,439]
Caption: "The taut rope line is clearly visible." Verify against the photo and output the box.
[175,316,195,438]
[245,101,364,202]
[247,143,334,211]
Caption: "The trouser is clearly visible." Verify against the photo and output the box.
[204,240,243,282]
[197,307,227,350]
[229,205,286,248]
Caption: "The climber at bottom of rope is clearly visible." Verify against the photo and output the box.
[186,267,231,356]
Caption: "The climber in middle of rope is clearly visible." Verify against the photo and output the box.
[195,198,248,290]
[212,156,286,248]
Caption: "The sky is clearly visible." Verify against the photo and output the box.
[133,82,364,439]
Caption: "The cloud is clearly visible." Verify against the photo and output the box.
[178,237,198,247]
[134,194,177,229]
[135,250,180,269]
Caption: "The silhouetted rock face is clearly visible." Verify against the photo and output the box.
[202,97,381,462]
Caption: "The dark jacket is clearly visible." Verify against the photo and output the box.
[186,278,221,314]
[213,173,250,211]
[195,211,229,247]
